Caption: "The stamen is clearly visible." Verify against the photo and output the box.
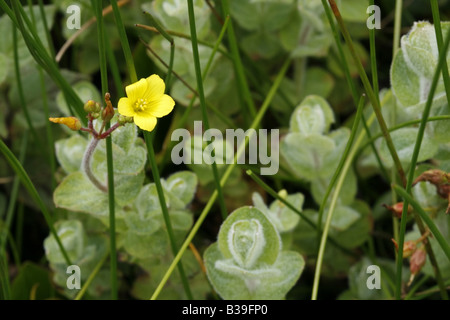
[134,98,148,112]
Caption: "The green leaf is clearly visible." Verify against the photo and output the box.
[391,49,423,109]
[330,201,371,249]
[379,128,438,167]
[337,0,370,23]
[133,183,166,218]
[186,135,233,185]
[391,22,450,112]
[325,205,360,232]
[204,243,304,300]
[164,171,198,206]
[218,206,281,268]
[47,232,109,299]
[311,167,357,206]
[123,228,168,258]
[124,206,161,235]
[230,0,295,32]
[431,104,450,143]
[145,0,211,38]
[11,262,53,300]
[56,81,101,116]
[281,133,336,180]
[55,135,88,174]
[328,42,368,78]
[53,171,141,218]
[301,67,335,99]
[341,257,406,300]
[165,210,193,231]
[241,31,281,59]
[252,191,303,233]
[412,181,445,213]
[43,220,86,264]
[291,33,332,58]
[111,122,139,154]
[0,4,56,70]
[289,95,335,135]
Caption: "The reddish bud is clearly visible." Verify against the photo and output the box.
[102,93,115,122]
[384,202,411,218]
[408,247,427,286]
[391,239,417,258]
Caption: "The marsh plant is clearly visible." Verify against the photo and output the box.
[0,0,449,301]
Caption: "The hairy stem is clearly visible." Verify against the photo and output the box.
[82,138,107,192]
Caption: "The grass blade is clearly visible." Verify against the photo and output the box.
[187,0,227,220]
[91,0,117,300]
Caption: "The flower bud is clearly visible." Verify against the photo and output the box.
[391,239,417,258]
[102,93,115,122]
[117,115,133,125]
[384,202,412,219]
[84,100,97,113]
[408,247,427,285]
[49,117,82,131]
[91,112,101,119]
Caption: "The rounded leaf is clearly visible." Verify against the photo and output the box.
[218,206,281,268]
[290,95,335,135]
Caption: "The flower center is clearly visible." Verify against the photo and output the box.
[134,98,148,112]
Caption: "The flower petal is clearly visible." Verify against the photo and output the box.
[126,78,148,102]
[147,94,175,117]
[134,114,157,132]
[143,74,165,101]
[118,97,136,117]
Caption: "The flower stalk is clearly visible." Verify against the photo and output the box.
[50,93,129,193]
[82,137,106,192]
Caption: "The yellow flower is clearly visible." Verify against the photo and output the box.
[118,75,175,132]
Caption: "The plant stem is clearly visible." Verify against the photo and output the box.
[393,0,403,57]
[82,137,107,192]
[220,0,257,124]
[91,0,118,300]
[187,0,228,220]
